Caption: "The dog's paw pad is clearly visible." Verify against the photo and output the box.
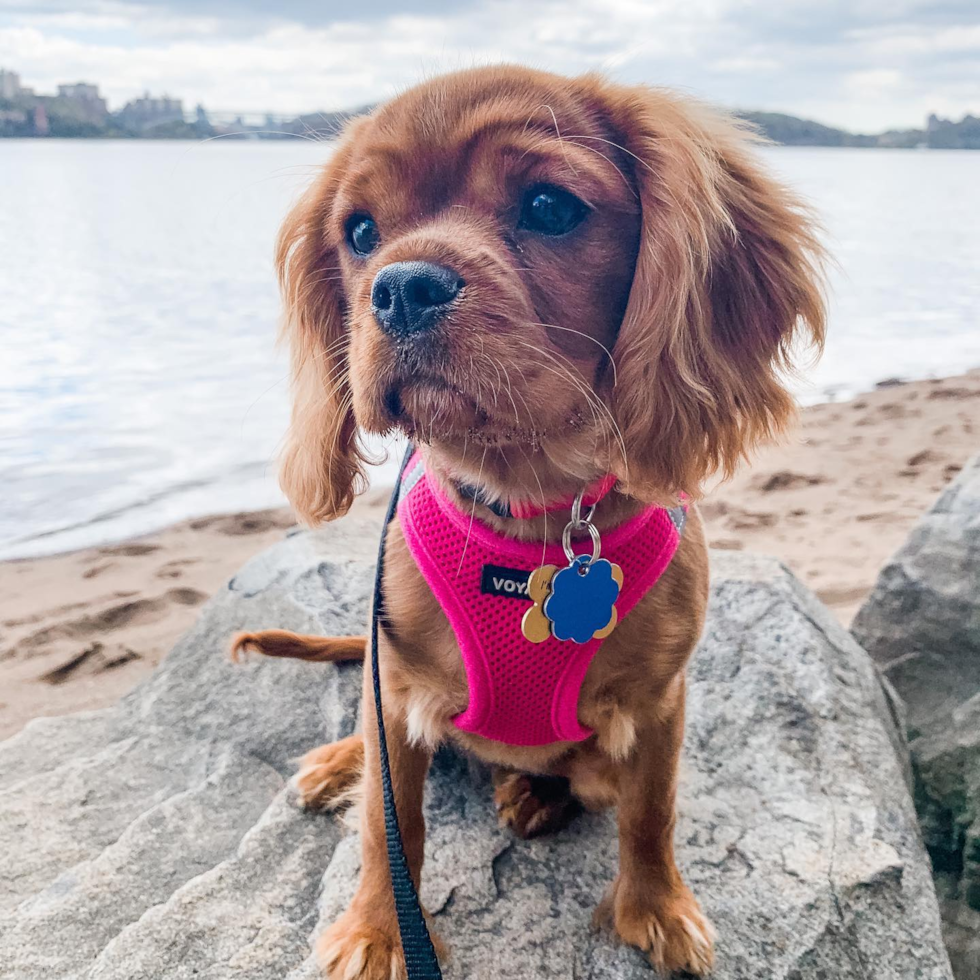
[493,773,581,839]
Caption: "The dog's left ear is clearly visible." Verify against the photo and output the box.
[276,119,371,524]
[595,82,827,501]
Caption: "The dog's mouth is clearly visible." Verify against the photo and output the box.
[383,385,405,421]
[383,376,484,430]
[381,375,573,449]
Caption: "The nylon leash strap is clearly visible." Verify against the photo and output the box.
[370,444,442,979]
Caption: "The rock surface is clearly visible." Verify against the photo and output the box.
[0,517,953,980]
[853,453,980,980]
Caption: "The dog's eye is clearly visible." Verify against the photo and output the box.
[519,184,589,237]
[346,214,380,256]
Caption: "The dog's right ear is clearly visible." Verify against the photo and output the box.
[276,121,369,524]
[593,81,826,502]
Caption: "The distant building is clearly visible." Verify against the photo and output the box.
[116,92,184,133]
[57,82,99,100]
[33,103,49,136]
[0,67,22,100]
[56,82,108,123]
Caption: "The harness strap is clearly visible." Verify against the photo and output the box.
[371,443,442,980]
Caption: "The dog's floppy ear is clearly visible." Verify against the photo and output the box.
[276,121,370,524]
[598,83,826,501]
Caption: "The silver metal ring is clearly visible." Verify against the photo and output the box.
[569,489,597,528]
[562,519,601,565]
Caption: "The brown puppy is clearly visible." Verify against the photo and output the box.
[236,65,825,979]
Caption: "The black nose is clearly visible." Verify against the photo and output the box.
[371,261,464,337]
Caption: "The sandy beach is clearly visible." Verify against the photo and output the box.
[2,369,978,741]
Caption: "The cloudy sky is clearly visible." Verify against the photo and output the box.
[2,0,978,131]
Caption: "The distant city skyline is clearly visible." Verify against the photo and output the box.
[3,62,978,149]
[1,1,978,131]
[0,66,310,137]
[0,67,201,118]
[0,66,272,118]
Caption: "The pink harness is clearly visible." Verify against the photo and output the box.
[397,455,687,746]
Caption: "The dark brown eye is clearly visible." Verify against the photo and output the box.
[346,214,380,255]
[519,184,589,236]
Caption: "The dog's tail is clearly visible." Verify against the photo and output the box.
[230,630,366,664]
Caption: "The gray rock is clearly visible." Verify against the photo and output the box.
[853,453,980,979]
[0,519,953,979]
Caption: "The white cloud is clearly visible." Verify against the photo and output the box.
[848,22,980,57]
[0,0,978,129]
[846,68,904,96]
[712,55,782,73]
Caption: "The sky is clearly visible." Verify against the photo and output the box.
[1,0,978,132]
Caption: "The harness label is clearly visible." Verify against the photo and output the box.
[480,564,533,601]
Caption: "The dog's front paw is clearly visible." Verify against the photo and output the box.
[596,876,715,976]
[317,912,404,980]
[293,735,364,811]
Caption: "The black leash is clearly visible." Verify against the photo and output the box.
[370,443,443,979]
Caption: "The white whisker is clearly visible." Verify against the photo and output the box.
[525,321,619,388]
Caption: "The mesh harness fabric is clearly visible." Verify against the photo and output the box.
[397,453,687,746]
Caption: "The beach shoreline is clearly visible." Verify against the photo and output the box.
[2,369,978,741]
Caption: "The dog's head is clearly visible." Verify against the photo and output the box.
[277,66,825,522]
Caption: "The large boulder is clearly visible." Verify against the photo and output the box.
[0,518,953,980]
[853,453,980,979]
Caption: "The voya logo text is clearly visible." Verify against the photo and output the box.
[480,564,533,601]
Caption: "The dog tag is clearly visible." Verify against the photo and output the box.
[521,564,557,643]
[546,555,622,642]
[521,488,623,643]
[521,555,623,643]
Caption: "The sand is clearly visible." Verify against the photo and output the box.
[2,370,978,740]
[703,369,979,623]
[0,509,292,741]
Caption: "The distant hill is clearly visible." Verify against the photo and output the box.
[736,111,875,147]
[737,110,980,150]
[923,112,980,149]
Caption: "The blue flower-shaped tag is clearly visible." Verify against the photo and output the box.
[522,555,623,643]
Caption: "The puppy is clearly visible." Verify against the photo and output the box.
[234,65,825,979]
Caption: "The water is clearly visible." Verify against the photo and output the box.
[765,148,980,400]
[1,141,978,560]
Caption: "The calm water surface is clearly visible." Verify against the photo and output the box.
[1,141,978,559]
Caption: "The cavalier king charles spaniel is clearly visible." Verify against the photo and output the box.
[233,64,825,979]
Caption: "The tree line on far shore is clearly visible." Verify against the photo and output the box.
[2,94,978,149]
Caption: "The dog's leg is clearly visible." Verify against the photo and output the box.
[595,676,715,976]
[492,770,582,839]
[317,657,440,979]
[229,630,366,663]
[293,734,364,811]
